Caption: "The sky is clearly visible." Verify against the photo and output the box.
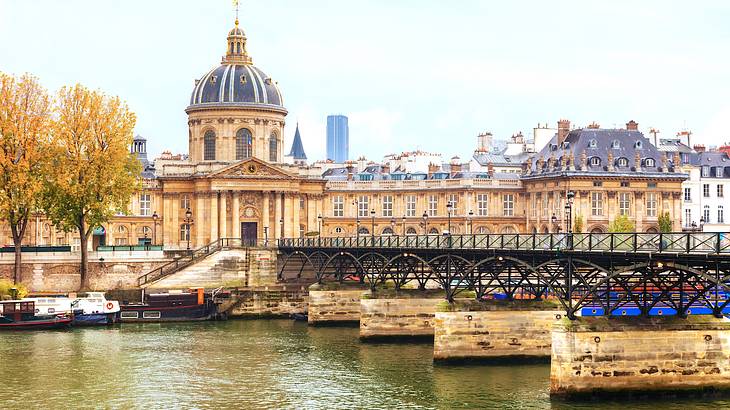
[1,0,730,162]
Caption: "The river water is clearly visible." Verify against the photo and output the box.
[0,320,728,409]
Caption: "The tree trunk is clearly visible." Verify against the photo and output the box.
[13,242,22,285]
[78,217,90,290]
[9,214,28,285]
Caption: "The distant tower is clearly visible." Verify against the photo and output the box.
[288,123,307,165]
[327,115,349,162]
[476,132,492,152]
[131,135,149,167]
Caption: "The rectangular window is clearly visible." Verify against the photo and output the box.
[180,195,190,211]
[646,193,657,217]
[447,194,458,215]
[593,181,603,187]
[703,184,710,198]
[180,224,190,241]
[684,188,691,202]
[139,194,151,216]
[502,194,514,216]
[428,195,438,217]
[357,196,369,217]
[647,182,657,188]
[406,195,416,217]
[477,194,489,216]
[333,196,344,217]
[718,185,724,198]
[382,195,393,217]
[685,209,692,227]
[716,167,723,178]
[542,195,548,218]
[114,237,128,246]
[704,206,711,223]
[719,207,725,224]
[591,192,603,216]
[620,181,630,188]
[702,166,710,177]
[619,192,632,216]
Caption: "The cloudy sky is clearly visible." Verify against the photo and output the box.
[1,0,729,161]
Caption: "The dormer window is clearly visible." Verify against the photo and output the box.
[644,158,655,167]
[210,75,217,84]
[588,139,597,148]
[240,75,247,84]
[590,157,601,167]
[611,140,620,149]
[616,157,629,167]
[716,167,723,178]
[702,166,710,177]
[634,140,642,149]
[550,144,558,151]
[562,142,570,149]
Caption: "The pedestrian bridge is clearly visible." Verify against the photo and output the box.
[278,232,730,319]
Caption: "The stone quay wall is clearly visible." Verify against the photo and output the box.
[308,284,369,325]
[360,289,446,340]
[551,316,730,397]
[229,285,308,318]
[434,300,563,362]
[0,251,169,292]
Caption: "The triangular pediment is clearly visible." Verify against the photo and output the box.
[208,157,298,180]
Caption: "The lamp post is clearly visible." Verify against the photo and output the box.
[370,209,376,237]
[279,218,284,238]
[183,208,194,250]
[152,211,158,246]
[402,215,406,236]
[467,210,474,234]
[317,214,323,237]
[263,226,269,246]
[422,211,429,235]
[565,191,575,233]
[390,218,396,235]
[356,219,361,236]
[446,203,453,235]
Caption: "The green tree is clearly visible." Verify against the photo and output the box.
[0,73,52,284]
[658,212,672,233]
[573,213,584,233]
[608,214,635,233]
[43,84,141,289]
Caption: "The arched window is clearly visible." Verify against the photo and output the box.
[476,226,490,234]
[204,130,216,160]
[501,226,516,234]
[236,128,252,160]
[644,158,655,167]
[611,140,620,149]
[590,157,601,167]
[406,227,417,235]
[358,227,369,236]
[588,139,597,148]
[429,228,439,235]
[269,132,278,162]
[333,226,344,235]
[617,157,629,167]
[382,227,394,235]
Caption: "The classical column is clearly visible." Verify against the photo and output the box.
[210,192,219,241]
[292,194,300,237]
[196,193,206,247]
[220,192,228,239]
[261,192,269,238]
[283,194,294,238]
[307,196,315,232]
[274,192,282,239]
[170,194,179,247]
[232,192,241,240]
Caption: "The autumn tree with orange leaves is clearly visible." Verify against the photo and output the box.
[0,73,52,284]
[43,84,141,289]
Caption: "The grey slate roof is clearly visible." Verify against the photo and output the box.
[188,64,284,109]
[288,124,307,160]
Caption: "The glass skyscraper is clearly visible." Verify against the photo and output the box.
[326,115,349,162]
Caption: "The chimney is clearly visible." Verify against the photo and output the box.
[450,163,462,176]
[487,162,494,177]
[626,120,639,131]
[694,144,706,153]
[346,163,355,180]
[381,163,390,174]
[587,121,600,129]
[557,119,570,145]
[428,163,439,178]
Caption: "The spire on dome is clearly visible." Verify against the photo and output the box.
[223,1,252,64]
[288,123,307,164]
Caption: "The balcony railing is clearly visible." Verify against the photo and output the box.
[278,232,730,255]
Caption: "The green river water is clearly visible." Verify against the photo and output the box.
[0,320,728,409]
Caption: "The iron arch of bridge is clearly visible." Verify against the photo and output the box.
[278,243,730,319]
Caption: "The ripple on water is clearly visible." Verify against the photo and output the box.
[0,320,729,409]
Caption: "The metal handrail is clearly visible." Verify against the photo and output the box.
[277,232,730,255]
[137,237,273,287]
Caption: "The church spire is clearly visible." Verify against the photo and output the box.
[222,1,252,64]
[289,123,307,164]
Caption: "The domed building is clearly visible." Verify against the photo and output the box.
[186,19,286,163]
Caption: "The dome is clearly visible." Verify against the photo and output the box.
[188,64,285,112]
[186,20,286,114]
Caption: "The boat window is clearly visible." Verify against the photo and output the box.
[143,311,161,319]
[121,311,139,319]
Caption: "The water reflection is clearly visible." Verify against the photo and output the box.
[0,321,729,409]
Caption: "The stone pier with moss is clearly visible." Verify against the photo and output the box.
[359,289,451,341]
[307,283,369,326]
[550,316,730,398]
[433,299,563,362]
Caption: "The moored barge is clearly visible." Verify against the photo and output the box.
[0,300,72,330]
[119,288,225,322]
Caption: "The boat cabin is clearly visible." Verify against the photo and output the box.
[0,300,36,323]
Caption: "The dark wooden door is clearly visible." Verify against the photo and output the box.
[241,222,257,246]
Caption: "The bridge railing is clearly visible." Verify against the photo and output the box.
[278,232,730,255]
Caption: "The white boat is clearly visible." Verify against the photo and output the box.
[71,292,120,325]
[22,296,73,316]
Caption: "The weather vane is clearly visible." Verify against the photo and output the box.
[233,0,240,24]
